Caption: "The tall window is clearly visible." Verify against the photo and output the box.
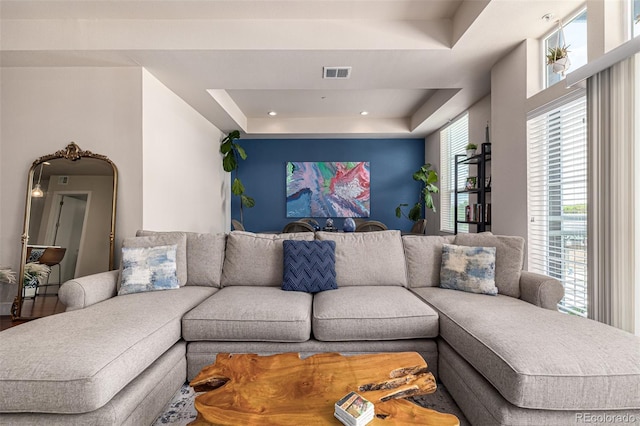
[543,9,588,88]
[527,94,587,316]
[440,113,469,233]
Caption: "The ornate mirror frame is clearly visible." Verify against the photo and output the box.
[11,142,118,320]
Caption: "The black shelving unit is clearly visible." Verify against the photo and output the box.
[454,142,491,234]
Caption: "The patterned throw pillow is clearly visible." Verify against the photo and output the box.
[119,244,180,295]
[440,244,497,295]
[282,240,337,293]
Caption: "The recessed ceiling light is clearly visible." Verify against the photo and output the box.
[360,111,369,116]
[268,111,277,116]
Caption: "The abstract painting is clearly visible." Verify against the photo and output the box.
[286,162,370,218]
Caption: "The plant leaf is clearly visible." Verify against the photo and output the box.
[425,193,436,213]
[235,144,247,160]
[408,203,422,222]
[395,206,402,218]
[222,154,237,172]
[231,177,245,196]
[241,195,255,208]
[427,170,438,184]
[220,141,233,154]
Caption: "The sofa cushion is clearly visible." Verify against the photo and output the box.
[122,234,187,286]
[137,230,226,287]
[182,286,312,342]
[282,240,337,293]
[313,286,438,341]
[411,287,640,410]
[454,232,524,297]
[440,244,497,295]
[0,286,216,414]
[315,230,407,287]
[221,231,315,287]
[402,235,455,288]
[118,244,180,295]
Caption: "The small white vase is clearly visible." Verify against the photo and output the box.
[551,57,571,76]
[466,149,476,157]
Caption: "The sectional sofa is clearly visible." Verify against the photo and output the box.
[0,230,638,425]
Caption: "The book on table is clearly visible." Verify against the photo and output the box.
[334,391,375,426]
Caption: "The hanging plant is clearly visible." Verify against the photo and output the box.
[220,130,255,225]
[547,20,571,77]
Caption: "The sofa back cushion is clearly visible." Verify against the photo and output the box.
[221,231,315,287]
[402,235,455,288]
[453,232,525,298]
[137,230,226,287]
[315,230,407,287]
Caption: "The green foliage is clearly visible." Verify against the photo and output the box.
[220,130,254,224]
[395,163,439,223]
[465,143,477,150]
[563,203,586,214]
[546,45,570,65]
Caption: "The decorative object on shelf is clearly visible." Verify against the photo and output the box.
[22,262,50,292]
[286,162,370,218]
[465,177,477,190]
[465,143,477,157]
[395,163,439,223]
[324,218,336,232]
[220,130,255,226]
[343,217,356,232]
[546,20,571,76]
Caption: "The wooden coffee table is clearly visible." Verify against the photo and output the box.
[189,352,459,425]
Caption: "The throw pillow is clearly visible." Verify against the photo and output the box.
[282,240,337,293]
[453,232,525,297]
[121,234,188,286]
[118,244,180,295]
[440,243,497,295]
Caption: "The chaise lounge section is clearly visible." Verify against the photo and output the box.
[0,229,638,425]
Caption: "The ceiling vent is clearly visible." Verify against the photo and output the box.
[323,66,351,79]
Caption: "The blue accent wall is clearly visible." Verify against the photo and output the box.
[232,138,425,232]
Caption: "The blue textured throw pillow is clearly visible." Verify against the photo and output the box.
[282,240,337,293]
[119,244,180,295]
[440,244,497,295]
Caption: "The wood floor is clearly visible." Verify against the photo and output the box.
[1,285,66,331]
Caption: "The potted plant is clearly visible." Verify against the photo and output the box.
[465,143,478,157]
[546,45,571,76]
[395,163,439,223]
[220,130,255,226]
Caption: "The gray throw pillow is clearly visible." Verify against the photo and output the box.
[118,244,180,295]
[121,234,188,287]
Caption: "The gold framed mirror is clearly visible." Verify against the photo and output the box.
[11,142,118,320]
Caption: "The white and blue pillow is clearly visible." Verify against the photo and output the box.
[282,240,337,293]
[119,244,180,295]
[440,243,497,295]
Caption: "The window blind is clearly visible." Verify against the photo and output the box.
[440,113,469,233]
[527,95,588,316]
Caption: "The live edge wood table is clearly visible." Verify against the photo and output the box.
[189,352,460,426]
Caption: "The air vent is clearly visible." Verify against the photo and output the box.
[323,66,352,79]
[58,176,69,185]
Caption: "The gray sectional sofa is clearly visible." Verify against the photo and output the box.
[0,230,639,425]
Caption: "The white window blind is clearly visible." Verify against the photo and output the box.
[440,113,469,233]
[527,95,587,316]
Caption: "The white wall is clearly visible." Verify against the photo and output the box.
[0,67,144,314]
[141,70,226,233]
[490,42,529,243]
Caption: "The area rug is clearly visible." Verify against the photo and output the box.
[153,382,470,425]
